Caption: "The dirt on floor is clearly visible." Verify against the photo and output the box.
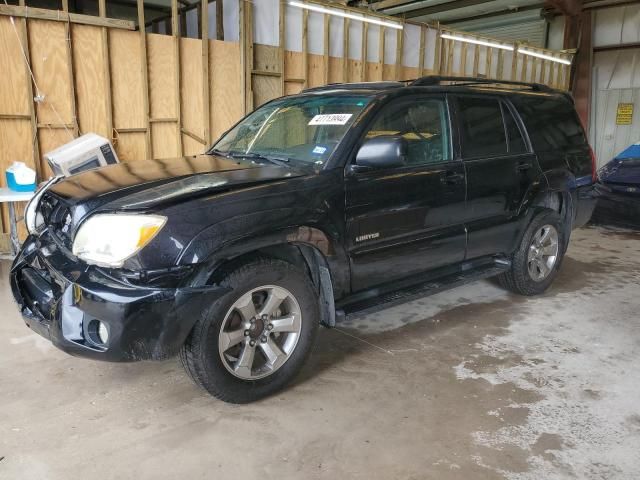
[1,226,639,480]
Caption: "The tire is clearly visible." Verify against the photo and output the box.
[180,257,320,403]
[498,209,566,296]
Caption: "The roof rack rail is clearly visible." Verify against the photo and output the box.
[302,81,404,93]
[409,76,554,92]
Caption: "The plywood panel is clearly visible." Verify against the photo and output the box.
[308,53,324,87]
[148,33,177,120]
[366,61,382,81]
[253,76,280,108]
[180,36,204,153]
[328,56,345,83]
[28,20,74,125]
[151,123,179,159]
[115,131,147,162]
[210,40,243,140]
[347,59,362,82]
[72,24,110,138]
[109,29,144,129]
[285,50,304,80]
[0,17,30,115]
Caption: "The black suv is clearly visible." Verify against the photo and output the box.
[11,77,597,403]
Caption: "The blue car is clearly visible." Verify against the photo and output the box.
[593,143,640,228]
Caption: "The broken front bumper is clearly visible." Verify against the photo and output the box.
[10,234,228,362]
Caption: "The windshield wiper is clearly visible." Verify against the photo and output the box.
[227,151,291,168]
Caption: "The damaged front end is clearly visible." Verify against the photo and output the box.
[11,234,229,362]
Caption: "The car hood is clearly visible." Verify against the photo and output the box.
[48,154,306,211]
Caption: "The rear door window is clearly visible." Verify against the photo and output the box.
[457,97,508,158]
[511,96,587,152]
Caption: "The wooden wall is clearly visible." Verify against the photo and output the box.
[0,14,242,245]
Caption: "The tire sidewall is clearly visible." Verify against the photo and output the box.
[195,260,319,402]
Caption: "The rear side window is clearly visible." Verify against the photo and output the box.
[511,96,587,152]
[457,97,507,158]
[502,103,527,154]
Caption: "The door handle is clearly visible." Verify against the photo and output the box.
[517,162,532,172]
[441,171,464,185]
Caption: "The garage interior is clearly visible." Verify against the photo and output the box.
[1,0,639,478]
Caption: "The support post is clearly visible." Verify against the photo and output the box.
[137,0,152,158]
[201,0,210,143]
[172,0,183,155]
[18,0,41,180]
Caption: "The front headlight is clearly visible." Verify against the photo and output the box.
[72,214,167,267]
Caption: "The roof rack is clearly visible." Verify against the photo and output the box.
[302,81,404,93]
[409,76,554,92]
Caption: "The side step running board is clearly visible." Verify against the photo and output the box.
[335,263,509,322]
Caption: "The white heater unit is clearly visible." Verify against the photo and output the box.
[45,133,119,177]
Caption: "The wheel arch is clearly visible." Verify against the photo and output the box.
[187,226,348,327]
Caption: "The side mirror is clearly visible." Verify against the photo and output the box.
[355,135,407,170]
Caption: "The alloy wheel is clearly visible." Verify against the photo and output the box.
[218,285,302,380]
[527,224,559,282]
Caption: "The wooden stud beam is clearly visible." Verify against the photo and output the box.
[136,0,152,158]
[302,8,308,87]
[378,25,385,80]
[62,0,80,138]
[201,0,211,143]
[361,22,367,82]
[418,26,425,76]
[279,0,285,95]
[171,0,183,155]
[99,0,114,143]
[0,5,135,30]
[394,23,403,79]
[15,0,41,181]
[342,17,349,82]
[323,13,330,85]
[181,127,207,145]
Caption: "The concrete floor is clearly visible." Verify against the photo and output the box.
[1,226,639,480]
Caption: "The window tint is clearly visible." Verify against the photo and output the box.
[511,96,587,152]
[365,98,451,166]
[502,103,527,154]
[457,97,507,158]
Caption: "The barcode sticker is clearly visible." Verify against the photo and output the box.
[308,114,353,126]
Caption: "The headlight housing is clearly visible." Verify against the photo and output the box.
[72,214,167,267]
[25,176,62,235]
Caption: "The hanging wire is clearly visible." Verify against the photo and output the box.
[3,0,74,141]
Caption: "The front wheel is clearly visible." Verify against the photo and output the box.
[180,258,320,403]
[498,209,566,296]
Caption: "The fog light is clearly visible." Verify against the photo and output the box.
[97,322,109,344]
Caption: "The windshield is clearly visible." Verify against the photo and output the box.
[211,95,372,165]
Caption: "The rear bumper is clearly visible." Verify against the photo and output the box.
[573,184,597,228]
[11,235,228,362]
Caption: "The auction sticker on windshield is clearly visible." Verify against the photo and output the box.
[308,114,353,125]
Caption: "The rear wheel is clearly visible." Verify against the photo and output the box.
[498,209,566,296]
[180,258,319,403]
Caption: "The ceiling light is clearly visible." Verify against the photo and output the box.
[518,47,572,65]
[440,33,514,51]
[289,1,403,30]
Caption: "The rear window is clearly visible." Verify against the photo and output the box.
[511,96,587,152]
[457,97,507,158]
